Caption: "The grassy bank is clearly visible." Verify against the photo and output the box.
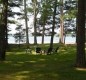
[0,45,86,80]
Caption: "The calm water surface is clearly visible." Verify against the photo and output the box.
[8,36,76,44]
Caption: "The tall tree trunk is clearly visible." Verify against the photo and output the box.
[64,33,66,44]
[76,0,85,67]
[4,0,8,46]
[59,0,64,44]
[24,0,29,46]
[0,0,8,60]
[42,21,45,44]
[0,25,6,60]
[50,0,57,48]
[34,8,37,45]
[32,0,37,45]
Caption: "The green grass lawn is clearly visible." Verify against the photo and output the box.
[0,45,86,80]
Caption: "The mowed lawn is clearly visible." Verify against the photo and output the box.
[0,45,86,80]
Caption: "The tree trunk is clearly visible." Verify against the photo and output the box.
[64,33,66,44]
[0,0,8,60]
[0,25,6,60]
[50,0,57,48]
[42,21,45,44]
[76,0,85,67]
[59,0,64,44]
[5,0,8,47]
[34,9,37,45]
[24,0,29,46]
[32,0,37,45]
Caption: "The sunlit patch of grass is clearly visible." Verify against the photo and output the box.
[15,71,30,75]
[39,59,46,61]
[75,68,86,71]
[3,61,12,63]
[29,60,37,63]
[31,51,36,55]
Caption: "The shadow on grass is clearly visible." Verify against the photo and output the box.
[0,47,86,80]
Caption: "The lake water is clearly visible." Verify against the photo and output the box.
[8,36,76,44]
